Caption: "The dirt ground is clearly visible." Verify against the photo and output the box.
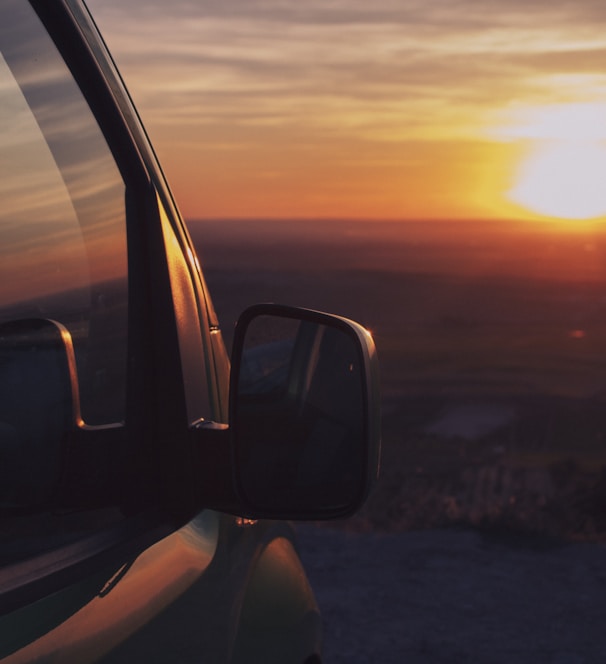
[294,400,606,663]
[295,524,606,663]
[293,401,606,663]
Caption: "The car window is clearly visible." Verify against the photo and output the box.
[0,1,128,429]
[0,1,128,522]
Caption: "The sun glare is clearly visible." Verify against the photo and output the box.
[498,104,606,220]
[511,141,606,219]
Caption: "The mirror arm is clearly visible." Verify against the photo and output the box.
[191,420,241,514]
[193,419,229,433]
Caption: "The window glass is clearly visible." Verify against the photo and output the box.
[0,1,128,430]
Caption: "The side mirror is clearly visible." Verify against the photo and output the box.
[0,318,80,508]
[229,304,381,519]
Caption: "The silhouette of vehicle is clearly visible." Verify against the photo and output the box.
[0,1,380,662]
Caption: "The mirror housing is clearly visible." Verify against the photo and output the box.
[228,304,381,520]
[0,318,80,508]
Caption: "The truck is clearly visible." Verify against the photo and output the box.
[0,1,381,662]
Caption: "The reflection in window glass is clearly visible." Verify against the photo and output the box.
[0,2,128,426]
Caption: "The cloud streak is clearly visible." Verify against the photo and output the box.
[90,0,606,128]
[87,0,606,219]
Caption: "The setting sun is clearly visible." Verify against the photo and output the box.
[502,104,606,220]
[510,141,606,219]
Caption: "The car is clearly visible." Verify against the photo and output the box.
[0,1,381,662]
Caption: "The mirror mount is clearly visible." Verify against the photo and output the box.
[192,304,381,520]
[191,419,241,514]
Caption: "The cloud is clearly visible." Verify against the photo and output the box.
[88,0,606,131]
[85,0,606,218]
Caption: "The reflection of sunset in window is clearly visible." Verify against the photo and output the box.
[0,46,127,306]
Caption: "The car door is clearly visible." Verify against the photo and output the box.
[0,0,226,659]
[0,3,324,663]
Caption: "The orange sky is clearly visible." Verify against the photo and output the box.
[88,0,606,222]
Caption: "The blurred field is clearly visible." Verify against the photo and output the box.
[190,218,606,541]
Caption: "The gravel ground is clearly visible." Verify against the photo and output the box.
[295,525,606,663]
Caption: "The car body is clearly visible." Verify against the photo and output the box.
[0,1,380,662]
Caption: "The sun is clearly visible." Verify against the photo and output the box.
[497,104,606,220]
[510,140,606,219]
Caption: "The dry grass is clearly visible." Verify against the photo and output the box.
[342,398,606,542]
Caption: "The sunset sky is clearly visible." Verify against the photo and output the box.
[87,0,606,223]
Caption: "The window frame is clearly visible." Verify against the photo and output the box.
[0,0,207,616]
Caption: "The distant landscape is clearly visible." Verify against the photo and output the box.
[190,218,606,541]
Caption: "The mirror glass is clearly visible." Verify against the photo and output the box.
[232,310,368,515]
